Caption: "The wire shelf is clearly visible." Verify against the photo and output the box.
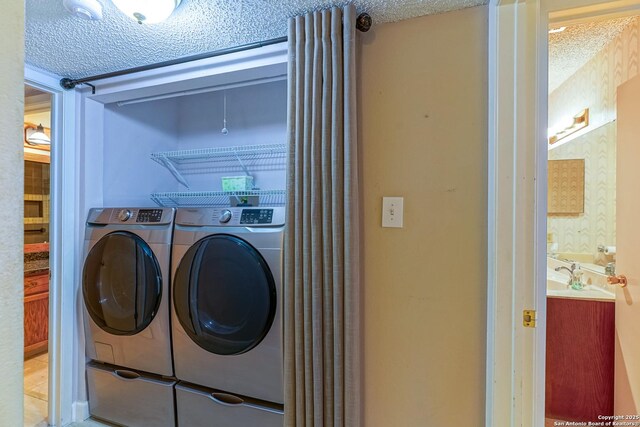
[151,143,288,187]
[150,190,287,207]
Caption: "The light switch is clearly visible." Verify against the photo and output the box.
[382,197,404,228]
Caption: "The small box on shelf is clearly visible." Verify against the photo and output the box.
[221,176,254,192]
[230,195,260,207]
[150,143,287,207]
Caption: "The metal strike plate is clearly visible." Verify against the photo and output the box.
[523,310,536,328]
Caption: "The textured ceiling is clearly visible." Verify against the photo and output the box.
[26,0,486,79]
[548,16,636,92]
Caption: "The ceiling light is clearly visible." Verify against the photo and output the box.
[25,124,51,146]
[63,0,104,21]
[110,0,182,24]
[549,26,567,34]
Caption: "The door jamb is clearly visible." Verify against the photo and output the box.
[25,65,78,427]
[486,1,544,425]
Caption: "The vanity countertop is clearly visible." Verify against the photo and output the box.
[547,258,615,301]
[547,287,614,302]
[24,246,49,277]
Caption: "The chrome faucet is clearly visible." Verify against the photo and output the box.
[605,262,616,276]
[554,262,583,288]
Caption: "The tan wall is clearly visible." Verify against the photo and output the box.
[0,1,25,424]
[25,111,52,129]
[360,6,488,425]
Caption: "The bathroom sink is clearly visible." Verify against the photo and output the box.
[547,278,569,291]
[546,267,615,301]
[547,269,570,291]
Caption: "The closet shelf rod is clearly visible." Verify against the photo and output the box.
[59,13,372,92]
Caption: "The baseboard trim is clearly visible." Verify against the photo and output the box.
[72,400,89,423]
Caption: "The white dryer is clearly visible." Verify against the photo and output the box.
[82,207,175,376]
[171,206,284,405]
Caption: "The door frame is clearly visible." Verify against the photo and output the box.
[488,0,640,425]
[486,2,544,425]
[25,65,79,426]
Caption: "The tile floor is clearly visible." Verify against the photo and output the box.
[24,352,49,427]
[24,353,110,427]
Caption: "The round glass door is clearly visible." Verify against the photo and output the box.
[173,234,277,355]
[83,231,162,336]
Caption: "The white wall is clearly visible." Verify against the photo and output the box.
[176,81,287,192]
[360,6,488,425]
[0,1,25,424]
[177,81,286,150]
[102,99,179,205]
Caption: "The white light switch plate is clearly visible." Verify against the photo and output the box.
[382,197,404,228]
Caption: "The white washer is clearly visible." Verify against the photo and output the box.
[82,207,175,376]
[171,207,284,405]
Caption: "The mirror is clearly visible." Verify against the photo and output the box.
[547,120,616,271]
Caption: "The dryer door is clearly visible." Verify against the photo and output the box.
[83,231,162,336]
[173,234,277,355]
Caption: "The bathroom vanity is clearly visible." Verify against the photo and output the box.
[24,243,49,358]
[545,259,615,422]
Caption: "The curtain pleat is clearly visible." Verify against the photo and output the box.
[284,5,361,427]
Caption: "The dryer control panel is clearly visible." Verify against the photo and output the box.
[176,207,285,227]
[239,208,274,225]
[87,208,175,225]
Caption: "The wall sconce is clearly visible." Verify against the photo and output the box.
[548,108,589,145]
[25,124,51,146]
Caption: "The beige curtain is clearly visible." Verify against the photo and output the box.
[284,5,361,427]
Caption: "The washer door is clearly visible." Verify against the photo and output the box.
[173,234,277,355]
[83,231,162,336]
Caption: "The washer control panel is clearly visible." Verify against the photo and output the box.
[175,207,285,227]
[219,209,233,223]
[136,209,164,223]
[118,209,132,222]
[87,208,175,225]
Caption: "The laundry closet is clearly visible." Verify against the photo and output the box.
[92,71,286,206]
[77,43,288,427]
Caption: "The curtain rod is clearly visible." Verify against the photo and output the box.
[59,13,372,93]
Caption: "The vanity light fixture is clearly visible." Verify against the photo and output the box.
[25,124,51,146]
[548,108,589,145]
[110,0,182,24]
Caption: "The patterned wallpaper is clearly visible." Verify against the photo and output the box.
[547,17,639,255]
[548,122,616,254]
[549,18,638,132]
[546,19,637,254]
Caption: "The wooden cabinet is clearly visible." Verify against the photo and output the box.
[24,271,49,358]
[545,297,615,422]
